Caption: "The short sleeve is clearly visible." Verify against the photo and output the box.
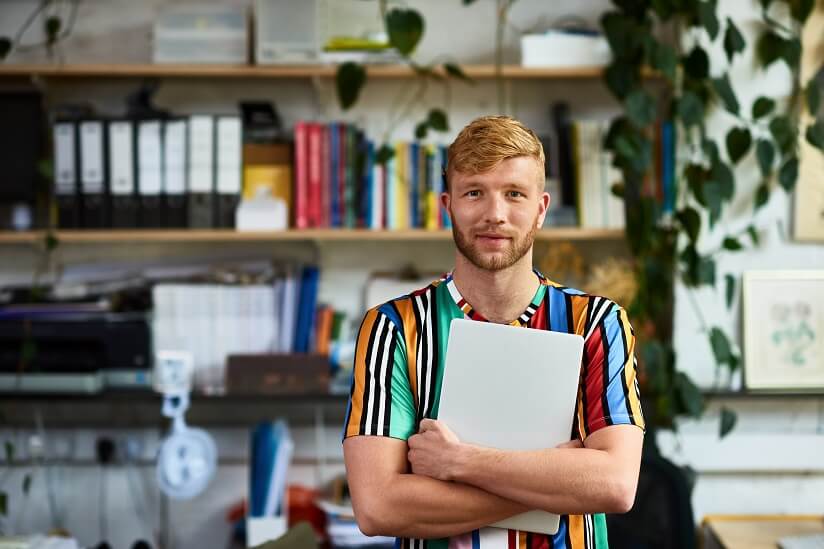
[577,304,645,439]
[342,307,417,441]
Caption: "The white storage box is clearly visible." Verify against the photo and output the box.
[153,4,249,64]
[521,30,611,68]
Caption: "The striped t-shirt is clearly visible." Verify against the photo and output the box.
[343,270,645,549]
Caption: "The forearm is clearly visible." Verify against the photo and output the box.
[454,446,633,515]
[356,472,527,539]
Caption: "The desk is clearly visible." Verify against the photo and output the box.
[702,515,824,549]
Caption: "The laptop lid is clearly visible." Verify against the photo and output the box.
[436,318,585,535]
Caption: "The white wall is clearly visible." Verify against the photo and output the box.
[1,0,823,547]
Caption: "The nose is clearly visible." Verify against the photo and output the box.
[483,194,507,225]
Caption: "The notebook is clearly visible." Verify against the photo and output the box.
[436,318,585,535]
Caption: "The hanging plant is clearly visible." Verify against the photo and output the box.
[601,0,824,437]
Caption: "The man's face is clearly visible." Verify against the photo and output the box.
[442,156,550,272]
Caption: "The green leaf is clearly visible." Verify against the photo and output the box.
[752,97,776,119]
[769,116,796,156]
[698,255,716,285]
[747,225,760,245]
[807,119,824,150]
[22,474,31,495]
[4,441,13,462]
[414,121,428,140]
[723,18,746,62]
[698,1,720,40]
[675,371,704,417]
[778,157,799,192]
[676,207,701,242]
[712,75,740,115]
[386,8,425,56]
[625,89,657,127]
[710,159,735,201]
[45,16,61,45]
[602,12,643,61]
[788,0,815,22]
[725,274,736,309]
[444,63,474,84]
[611,182,625,198]
[783,38,802,68]
[723,237,743,251]
[677,92,704,127]
[759,0,774,9]
[335,62,366,110]
[0,37,11,60]
[726,127,752,164]
[45,233,59,251]
[685,163,708,205]
[462,0,479,5]
[427,109,448,132]
[0,491,6,516]
[756,139,775,176]
[703,139,721,165]
[375,144,395,165]
[703,181,724,227]
[754,181,770,211]
[710,327,733,364]
[604,61,638,100]
[684,46,710,79]
[757,31,786,68]
[806,80,821,115]
[720,407,737,438]
[648,40,677,82]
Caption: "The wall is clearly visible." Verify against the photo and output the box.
[0,0,823,547]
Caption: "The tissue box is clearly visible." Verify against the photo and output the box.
[520,31,611,68]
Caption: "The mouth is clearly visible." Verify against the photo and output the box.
[475,233,511,243]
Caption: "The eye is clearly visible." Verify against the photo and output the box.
[507,190,525,198]
[465,190,481,198]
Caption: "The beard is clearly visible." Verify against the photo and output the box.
[451,215,540,272]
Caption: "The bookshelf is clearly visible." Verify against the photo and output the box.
[0,63,624,80]
[0,228,624,244]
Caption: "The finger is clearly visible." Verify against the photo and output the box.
[408,434,419,448]
[419,419,435,432]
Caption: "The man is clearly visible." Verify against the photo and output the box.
[342,116,645,549]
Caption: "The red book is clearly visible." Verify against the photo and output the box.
[307,123,322,227]
[320,125,330,228]
[293,121,309,229]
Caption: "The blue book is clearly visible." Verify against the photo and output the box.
[364,140,375,228]
[293,266,320,353]
[661,122,674,215]
[440,146,452,228]
[410,142,420,228]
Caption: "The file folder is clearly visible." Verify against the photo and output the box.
[137,120,163,228]
[216,116,242,228]
[188,115,215,228]
[53,121,80,228]
[108,120,138,228]
[163,119,188,227]
[79,120,109,228]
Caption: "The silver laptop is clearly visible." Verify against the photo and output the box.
[436,318,584,535]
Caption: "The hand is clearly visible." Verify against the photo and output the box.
[407,419,463,481]
[556,438,584,449]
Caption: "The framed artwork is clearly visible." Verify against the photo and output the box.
[793,3,824,241]
[743,271,824,391]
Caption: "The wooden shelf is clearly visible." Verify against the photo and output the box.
[0,228,624,244]
[0,63,615,80]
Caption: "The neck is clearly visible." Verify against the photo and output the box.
[451,249,539,324]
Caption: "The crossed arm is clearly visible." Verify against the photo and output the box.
[343,421,643,539]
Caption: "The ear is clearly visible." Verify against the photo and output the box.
[440,192,452,221]
[536,189,551,228]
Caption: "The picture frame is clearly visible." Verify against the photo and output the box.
[743,271,824,391]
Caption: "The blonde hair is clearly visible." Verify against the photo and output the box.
[446,116,545,190]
